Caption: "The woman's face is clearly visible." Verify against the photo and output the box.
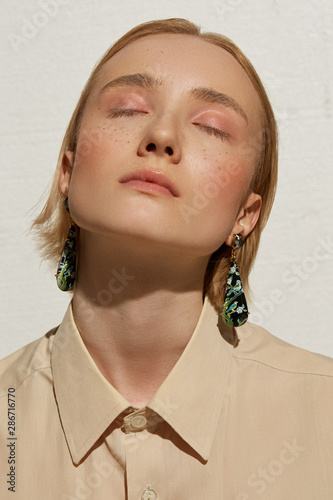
[61,34,262,257]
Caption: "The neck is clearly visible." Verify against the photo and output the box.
[72,230,209,407]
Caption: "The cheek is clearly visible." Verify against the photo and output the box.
[182,154,253,250]
[71,121,140,185]
[67,125,134,224]
[192,151,253,209]
[75,124,131,166]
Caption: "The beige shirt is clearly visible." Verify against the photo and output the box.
[1,296,333,499]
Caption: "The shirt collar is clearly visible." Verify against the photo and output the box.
[52,304,130,464]
[52,296,234,464]
[148,296,234,460]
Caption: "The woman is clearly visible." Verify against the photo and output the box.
[1,18,332,499]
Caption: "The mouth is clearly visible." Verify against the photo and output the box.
[119,169,180,198]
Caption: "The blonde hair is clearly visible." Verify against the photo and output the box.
[31,18,278,308]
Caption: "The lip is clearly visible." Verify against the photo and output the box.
[119,169,180,197]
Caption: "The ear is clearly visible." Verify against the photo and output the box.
[58,151,75,198]
[225,192,262,247]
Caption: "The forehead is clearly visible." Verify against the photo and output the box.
[92,34,262,129]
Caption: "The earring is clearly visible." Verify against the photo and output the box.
[221,234,248,327]
[56,197,77,292]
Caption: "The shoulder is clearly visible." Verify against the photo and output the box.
[0,327,58,398]
[234,321,333,377]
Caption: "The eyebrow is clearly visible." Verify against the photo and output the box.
[98,72,248,123]
[98,73,160,93]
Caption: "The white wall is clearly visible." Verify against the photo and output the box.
[1,0,332,359]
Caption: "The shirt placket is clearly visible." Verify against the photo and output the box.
[123,408,162,500]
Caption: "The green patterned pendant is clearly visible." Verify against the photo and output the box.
[222,260,248,327]
[56,225,77,292]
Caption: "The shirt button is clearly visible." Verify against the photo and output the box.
[141,487,157,500]
[131,415,147,429]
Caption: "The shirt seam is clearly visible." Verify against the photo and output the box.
[0,365,51,398]
[232,354,333,378]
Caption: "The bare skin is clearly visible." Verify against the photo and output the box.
[59,34,262,408]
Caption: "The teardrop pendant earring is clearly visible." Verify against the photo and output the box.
[221,234,249,327]
[56,197,77,292]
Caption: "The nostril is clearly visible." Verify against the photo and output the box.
[165,146,173,156]
[146,143,156,152]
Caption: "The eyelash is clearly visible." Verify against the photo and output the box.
[108,109,145,118]
[195,124,230,141]
[108,110,230,141]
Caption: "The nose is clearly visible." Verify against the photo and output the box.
[137,114,181,164]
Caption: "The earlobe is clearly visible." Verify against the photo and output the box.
[59,151,75,197]
[225,192,262,246]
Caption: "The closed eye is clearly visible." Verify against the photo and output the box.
[195,123,230,141]
[108,109,147,118]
